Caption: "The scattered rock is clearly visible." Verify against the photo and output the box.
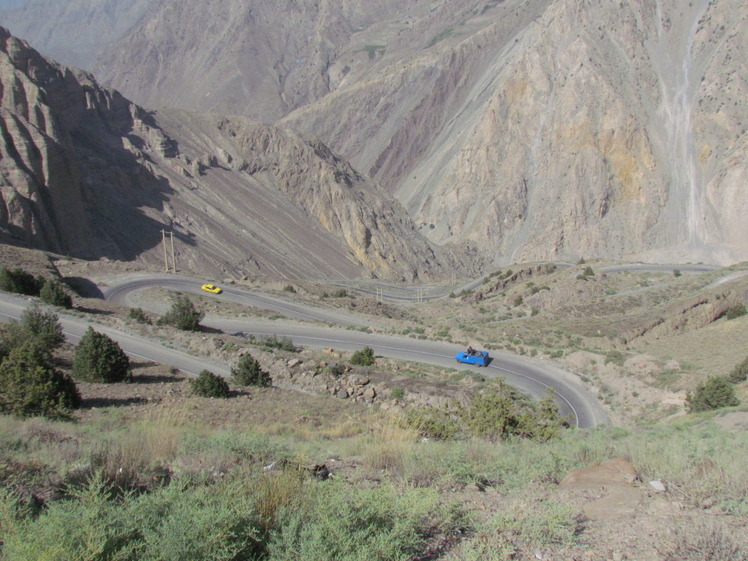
[649,479,668,493]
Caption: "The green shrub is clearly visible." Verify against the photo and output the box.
[328,363,345,378]
[0,267,43,296]
[604,350,625,366]
[39,279,72,308]
[459,386,522,440]
[727,356,748,384]
[268,483,459,561]
[232,354,272,387]
[72,327,131,383]
[350,347,375,366]
[20,305,65,351]
[158,294,204,331]
[725,305,747,320]
[390,387,405,400]
[0,343,80,417]
[190,370,230,398]
[259,335,299,352]
[128,307,152,324]
[686,377,740,412]
[282,285,296,293]
[0,475,264,561]
[402,407,460,440]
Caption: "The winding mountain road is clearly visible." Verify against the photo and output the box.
[96,274,608,428]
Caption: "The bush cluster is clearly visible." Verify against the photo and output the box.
[0,267,44,296]
[686,376,740,412]
[127,307,152,324]
[727,356,748,384]
[0,308,79,418]
[232,354,272,387]
[350,346,375,366]
[158,294,204,331]
[258,335,299,352]
[403,384,568,442]
[72,327,131,383]
[39,279,73,308]
[0,343,80,418]
[190,370,230,398]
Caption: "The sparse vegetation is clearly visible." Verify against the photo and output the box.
[190,370,230,398]
[427,27,454,47]
[357,44,386,59]
[127,307,152,324]
[257,335,299,353]
[390,386,405,400]
[727,356,748,384]
[725,304,747,320]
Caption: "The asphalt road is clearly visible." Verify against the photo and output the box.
[99,274,609,428]
[103,274,372,327]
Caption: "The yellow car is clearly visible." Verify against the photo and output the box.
[200,283,222,294]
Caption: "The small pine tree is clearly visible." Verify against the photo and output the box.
[190,370,230,398]
[0,267,43,295]
[350,346,375,366]
[21,306,65,351]
[72,327,130,383]
[231,354,272,387]
[0,343,80,417]
[39,279,73,308]
[158,294,204,331]
[686,376,740,412]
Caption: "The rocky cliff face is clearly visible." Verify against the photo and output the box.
[0,28,454,280]
[285,0,748,266]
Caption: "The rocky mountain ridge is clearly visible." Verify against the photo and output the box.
[0,28,456,280]
[1,0,746,269]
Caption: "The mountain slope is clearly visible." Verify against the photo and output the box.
[90,0,747,266]
[0,28,455,280]
[2,0,746,267]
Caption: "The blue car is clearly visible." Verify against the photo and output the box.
[455,348,490,367]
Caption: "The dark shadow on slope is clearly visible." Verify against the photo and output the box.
[63,277,105,298]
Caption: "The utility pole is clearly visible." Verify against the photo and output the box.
[162,229,177,273]
[162,229,169,272]
[170,231,176,273]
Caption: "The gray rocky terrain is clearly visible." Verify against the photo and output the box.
[0,0,746,273]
